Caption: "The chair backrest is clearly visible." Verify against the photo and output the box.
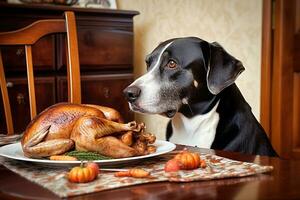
[0,11,81,135]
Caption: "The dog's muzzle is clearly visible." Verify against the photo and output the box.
[123,86,141,103]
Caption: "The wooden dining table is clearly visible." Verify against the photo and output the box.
[0,145,299,200]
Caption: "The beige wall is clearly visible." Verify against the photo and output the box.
[118,0,262,140]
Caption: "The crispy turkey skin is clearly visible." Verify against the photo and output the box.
[21,103,145,158]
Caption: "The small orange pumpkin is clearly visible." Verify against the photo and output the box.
[174,151,201,170]
[68,162,99,183]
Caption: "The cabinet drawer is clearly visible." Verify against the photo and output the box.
[57,74,134,121]
[0,77,56,134]
[0,17,55,72]
[58,28,133,71]
[1,36,55,72]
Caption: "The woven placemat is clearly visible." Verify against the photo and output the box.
[0,148,273,198]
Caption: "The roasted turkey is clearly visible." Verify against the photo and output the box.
[21,103,156,159]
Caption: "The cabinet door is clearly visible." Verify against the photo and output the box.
[0,36,55,73]
[0,77,56,134]
[57,27,133,71]
[57,74,134,122]
[0,18,55,72]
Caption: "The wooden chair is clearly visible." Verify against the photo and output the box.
[0,11,81,135]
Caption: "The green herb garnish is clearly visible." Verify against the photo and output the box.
[65,151,113,160]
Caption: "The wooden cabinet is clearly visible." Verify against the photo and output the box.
[1,36,55,72]
[76,28,133,69]
[58,23,134,71]
[0,3,138,134]
[57,74,133,121]
[0,77,56,133]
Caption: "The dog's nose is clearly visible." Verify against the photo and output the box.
[123,86,141,103]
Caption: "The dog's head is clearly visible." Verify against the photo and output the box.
[123,37,244,118]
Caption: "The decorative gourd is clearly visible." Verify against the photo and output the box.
[114,168,150,178]
[85,162,100,175]
[164,159,181,172]
[68,162,99,183]
[174,151,201,170]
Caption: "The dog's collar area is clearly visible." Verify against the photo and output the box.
[170,100,220,148]
[179,95,220,118]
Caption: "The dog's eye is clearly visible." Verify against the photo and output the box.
[166,60,177,69]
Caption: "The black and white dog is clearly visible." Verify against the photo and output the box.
[123,37,277,156]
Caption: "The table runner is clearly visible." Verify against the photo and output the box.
[0,134,22,146]
[0,147,273,198]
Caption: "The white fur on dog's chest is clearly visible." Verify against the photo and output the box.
[169,101,220,148]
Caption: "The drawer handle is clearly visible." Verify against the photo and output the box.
[103,87,110,98]
[6,82,13,88]
[17,93,25,105]
[16,48,24,56]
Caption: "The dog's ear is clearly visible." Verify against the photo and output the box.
[206,42,245,95]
